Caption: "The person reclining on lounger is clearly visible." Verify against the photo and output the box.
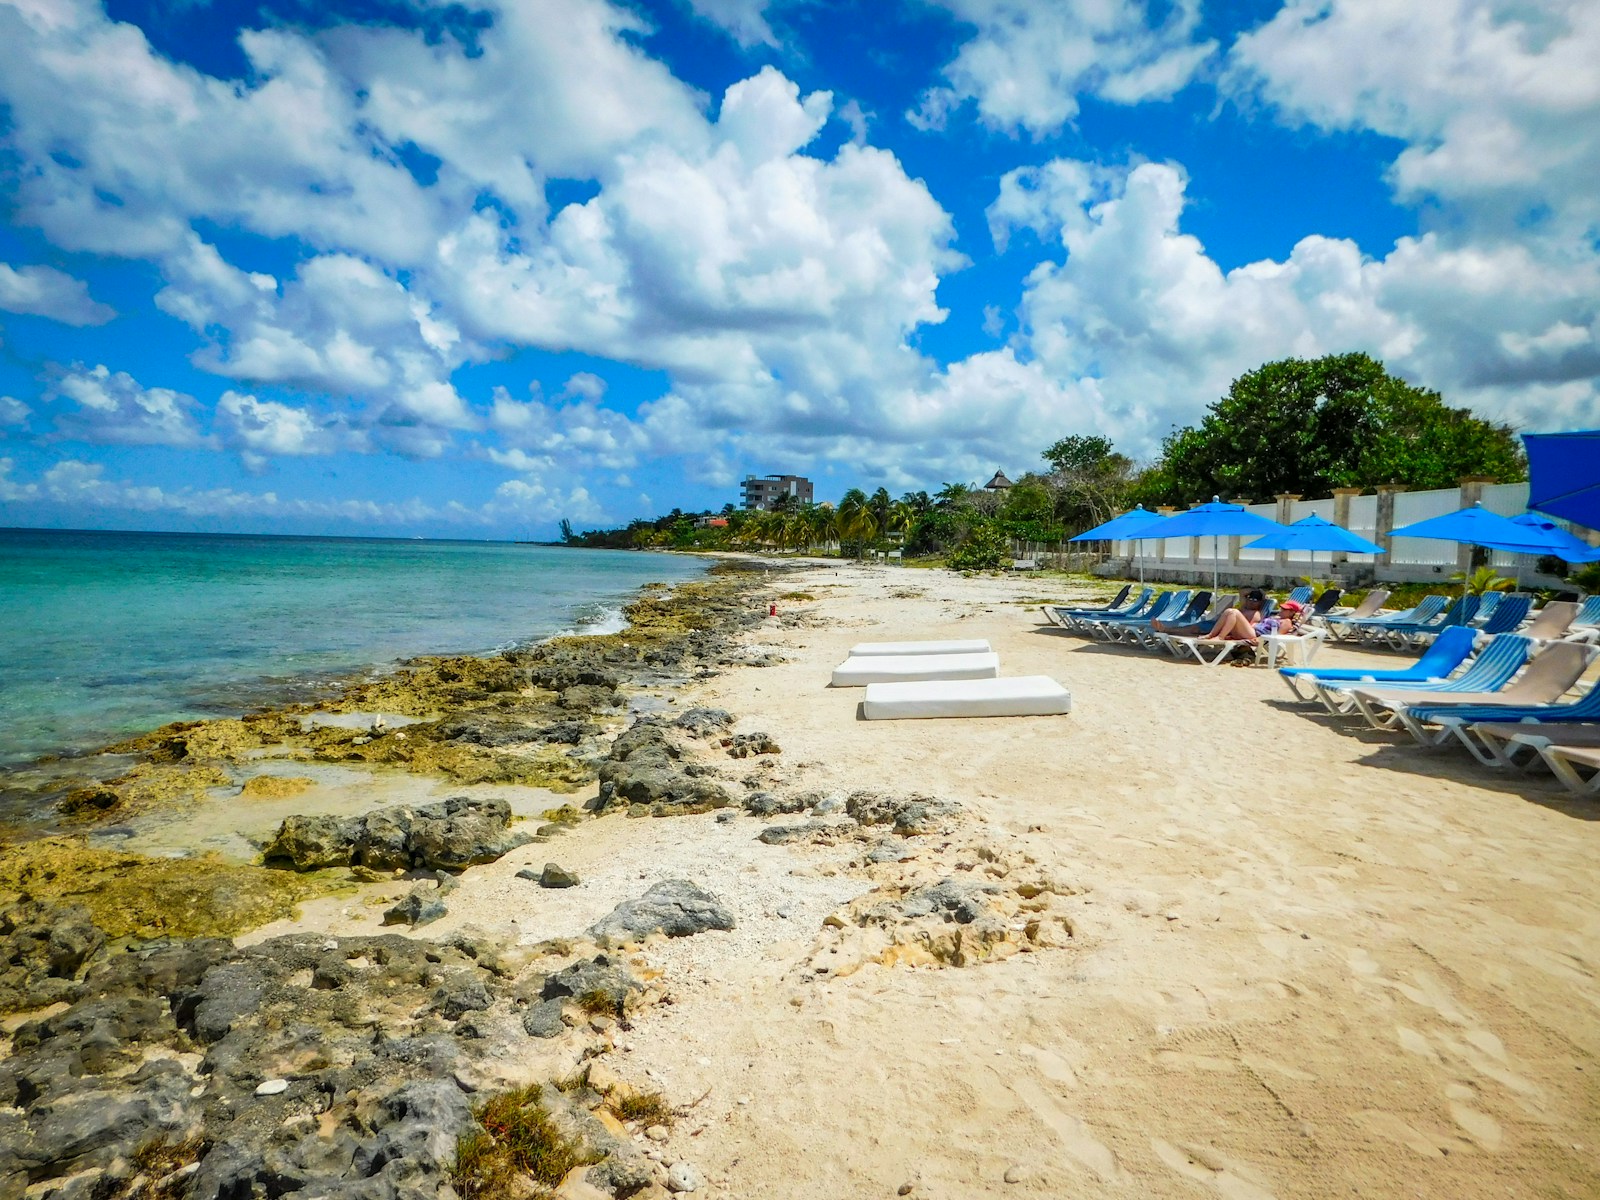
[1153,590,1302,642]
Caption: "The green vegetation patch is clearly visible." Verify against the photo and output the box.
[451,1084,600,1199]
[0,837,339,941]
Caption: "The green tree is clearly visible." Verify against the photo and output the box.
[1143,353,1525,504]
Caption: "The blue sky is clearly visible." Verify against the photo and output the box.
[1,0,1596,538]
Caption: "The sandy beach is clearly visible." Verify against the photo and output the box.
[5,561,1597,1200]
[247,562,1599,1197]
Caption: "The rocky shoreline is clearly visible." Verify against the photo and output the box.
[0,560,1091,1199]
[0,563,782,1193]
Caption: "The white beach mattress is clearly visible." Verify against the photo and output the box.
[848,638,993,657]
[861,675,1072,720]
[830,651,1000,687]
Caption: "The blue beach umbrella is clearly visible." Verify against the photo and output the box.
[1389,503,1553,555]
[1242,513,1385,580]
[1390,502,1553,600]
[1069,505,1167,542]
[1524,430,1600,531]
[1069,505,1167,584]
[1508,513,1600,564]
[1122,497,1286,593]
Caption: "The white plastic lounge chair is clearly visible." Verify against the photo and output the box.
[848,639,992,657]
[1523,601,1579,645]
[861,675,1072,720]
[1158,634,1255,667]
[1462,721,1600,770]
[1541,742,1600,794]
[831,652,999,687]
[1323,589,1391,639]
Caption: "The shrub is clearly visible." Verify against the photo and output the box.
[450,1084,599,1199]
[946,524,1009,572]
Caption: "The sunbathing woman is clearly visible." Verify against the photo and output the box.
[1153,588,1267,638]
[1201,596,1305,642]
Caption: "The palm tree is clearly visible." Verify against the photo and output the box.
[837,488,874,554]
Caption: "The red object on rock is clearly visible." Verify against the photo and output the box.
[769,603,777,616]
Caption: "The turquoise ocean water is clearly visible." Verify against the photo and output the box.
[0,529,708,769]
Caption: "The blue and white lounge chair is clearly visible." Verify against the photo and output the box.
[1472,594,1531,638]
[1340,634,1534,728]
[1469,591,1503,626]
[1121,590,1212,647]
[1065,588,1161,634]
[1376,594,1480,651]
[1279,625,1478,709]
[1564,595,1600,644]
[1087,590,1190,640]
[1339,594,1449,644]
[1387,642,1597,746]
[1043,584,1137,629]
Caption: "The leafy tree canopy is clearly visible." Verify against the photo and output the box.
[1043,435,1131,477]
[1135,353,1525,505]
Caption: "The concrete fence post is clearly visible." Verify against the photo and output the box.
[1331,487,1362,567]
[1375,485,1407,566]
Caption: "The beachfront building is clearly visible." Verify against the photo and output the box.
[741,474,814,510]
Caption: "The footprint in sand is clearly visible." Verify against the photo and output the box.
[1150,1139,1279,1200]
[1006,1074,1121,1183]
[1448,1101,1504,1151]
[1355,1110,1465,1159]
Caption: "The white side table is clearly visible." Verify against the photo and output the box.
[1256,631,1325,668]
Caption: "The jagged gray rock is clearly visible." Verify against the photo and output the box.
[741,791,809,817]
[383,884,447,928]
[539,863,580,888]
[845,790,961,836]
[596,719,736,812]
[587,881,734,944]
[0,932,510,1200]
[0,900,105,1014]
[671,707,735,738]
[757,821,826,845]
[264,796,532,872]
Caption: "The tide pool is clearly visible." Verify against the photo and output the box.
[0,529,707,768]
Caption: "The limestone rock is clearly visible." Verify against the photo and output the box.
[757,822,826,846]
[670,708,734,739]
[383,884,447,928]
[741,791,809,818]
[845,790,960,836]
[264,796,531,872]
[667,1161,703,1192]
[720,732,780,759]
[0,900,105,1014]
[587,882,734,945]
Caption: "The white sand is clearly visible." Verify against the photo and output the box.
[255,564,1600,1197]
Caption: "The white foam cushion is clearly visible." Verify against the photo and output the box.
[848,638,993,657]
[862,675,1072,720]
[830,652,1000,687]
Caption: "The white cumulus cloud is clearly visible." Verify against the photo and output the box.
[0,263,114,325]
[48,365,213,448]
[911,0,1216,135]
